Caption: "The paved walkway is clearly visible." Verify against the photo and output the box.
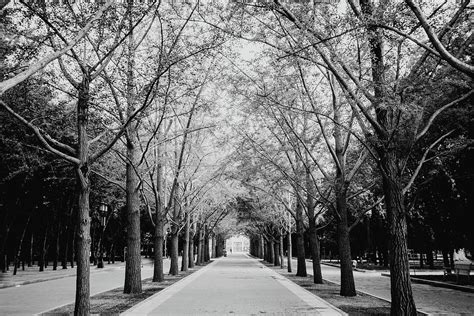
[0,257,174,315]
[123,253,346,315]
[288,258,474,315]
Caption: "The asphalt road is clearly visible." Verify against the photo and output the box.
[123,253,345,316]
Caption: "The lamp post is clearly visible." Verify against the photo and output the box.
[97,203,107,268]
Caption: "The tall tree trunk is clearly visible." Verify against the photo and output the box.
[306,166,323,283]
[75,174,91,316]
[279,234,284,269]
[70,223,76,269]
[260,235,265,259]
[0,220,12,272]
[181,212,190,272]
[358,0,417,313]
[204,228,210,262]
[153,136,164,282]
[211,234,216,259]
[269,239,275,264]
[123,4,141,292]
[287,232,292,273]
[196,226,202,265]
[169,228,179,275]
[382,166,417,315]
[335,184,356,296]
[53,221,60,271]
[39,225,48,272]
[153,215,164,282]
[308,225,323,284]
[28,233,33,267]
[62,224,69,269]
[74,73,92,316]
[13,216,31,275]
[295,199,307,277]
[273,239,280,266]
[124,138,142,293]
[188,227,195,268]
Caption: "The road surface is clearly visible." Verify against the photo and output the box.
[123,253,345,315]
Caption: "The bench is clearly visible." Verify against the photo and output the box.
[454,262,472,284]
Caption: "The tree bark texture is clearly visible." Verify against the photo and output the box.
[336,183,356,296]
[123,134,142,293]
[74,74,92,316]
[295,200,307,277]
[169,228,179,275]
[273,240,280,266]
[181,212,190,272]
[153,215,164,282]
[382,162,417,316]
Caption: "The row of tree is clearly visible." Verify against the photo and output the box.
[0,1,237,315]
[0,1,473,316]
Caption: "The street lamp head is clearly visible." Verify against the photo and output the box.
[99,203,108,227]
[99,203,107,215]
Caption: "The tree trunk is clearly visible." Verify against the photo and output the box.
[305,163,323,283]
[153,215,164,282]
[181,212,190,272]
[426,249,434,269]
[13,216,30,275]
[123,0,141,293]
[62,226,68,269]
[204,229,210,262]
[335,184,356,296]
[196,227,202,265]
[211,234,216,259]
[279,234,284,269]
[0,220,12,272]
[308,225,323,284]
[123,140,142,293]
[74,73,93,315]
[295,199,307,277]
[169,228,179,275]
[39,225,48,272]
[70,223,76,269]
[382,166,417,315]
[273,239,280,266]
[188,230,195,268]
[287,232,292,272]
[53,222,60,271]
[28,233,33,267]
[74,170,91,316]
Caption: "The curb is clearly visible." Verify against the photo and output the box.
[381,273,474,293]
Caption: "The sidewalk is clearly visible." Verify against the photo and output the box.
[287,257,474,315]
[0,259,140,289]
[123,253,346,316]
[0,257,168,315]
